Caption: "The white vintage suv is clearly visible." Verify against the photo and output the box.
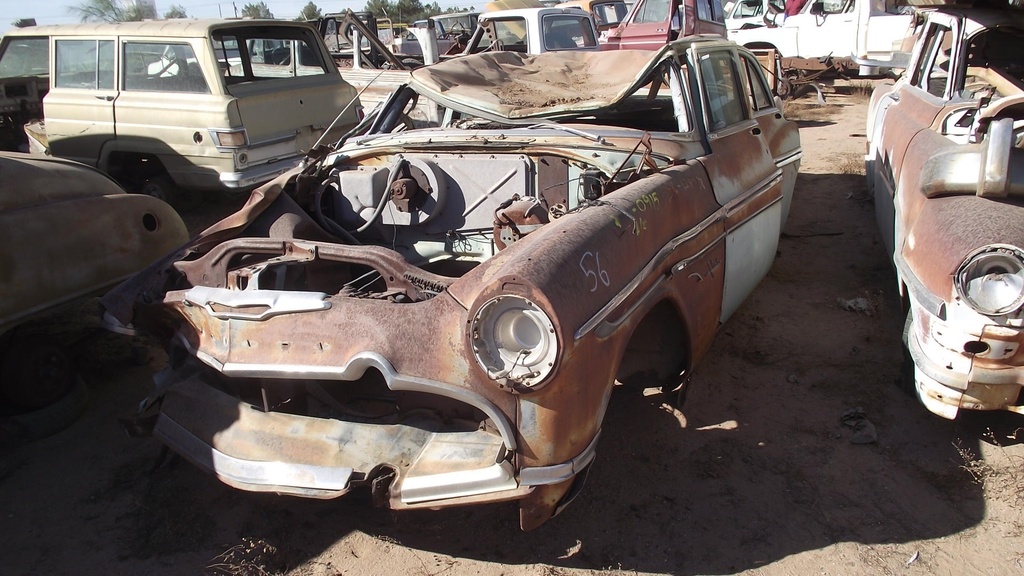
[0,20,361,204]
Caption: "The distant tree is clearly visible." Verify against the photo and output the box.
[397,0,428,22]
[12,18,37,27]
[422,1,443,16]
[241,1,274,18]
[364,0,397,19]
[363,0,428,23]
[445,5,474,12]
[164,4,188,18]
[295,1,322,20]
[67,0,155,22]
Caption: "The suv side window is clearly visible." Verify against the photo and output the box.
[55,39,114,89]
[216,29,330,82]
[123,42,210,94]
[699,51,744,130]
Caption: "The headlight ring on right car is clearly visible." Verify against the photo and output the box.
[954,244,1024,317]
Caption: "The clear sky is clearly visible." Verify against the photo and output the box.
[0,0,478,34]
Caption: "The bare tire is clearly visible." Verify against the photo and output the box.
[0,343,74,410]
[0,376,88,444]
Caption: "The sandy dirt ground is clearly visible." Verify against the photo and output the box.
[3,86,1024,576]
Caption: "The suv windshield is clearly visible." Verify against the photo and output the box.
[0,36,48,78]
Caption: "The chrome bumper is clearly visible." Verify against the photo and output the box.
[154,373,599,507]
[218,157,301,189]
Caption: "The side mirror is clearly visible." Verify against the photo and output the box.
[809,2,825,15]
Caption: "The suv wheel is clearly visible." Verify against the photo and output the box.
[142,175,203,212]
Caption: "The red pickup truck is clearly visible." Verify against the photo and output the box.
[603,0,726,50]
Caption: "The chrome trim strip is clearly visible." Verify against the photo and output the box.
[594,274,667,337]
[728,192,782,228]
[574,210,720,341]
[722,171,782,215]
[519,431,600,486]
[184,286,331,320]
[775,149,803,169]
[249,132,299,148]
[707,119,760,140]
[574,171,782,341]
[894,256,945,319]
[187,344,518,452]
[155,414,355,490]
[672,233,726,273]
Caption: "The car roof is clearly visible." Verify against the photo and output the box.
[1,19,316,39]
[409,39,730,122]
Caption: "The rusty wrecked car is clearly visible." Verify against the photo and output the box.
[103,38,801,529]
[866,0,1024,419]
[1,152,187,439]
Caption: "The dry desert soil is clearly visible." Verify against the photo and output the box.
[2,85,1023,576]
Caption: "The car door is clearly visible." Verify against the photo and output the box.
[786,0,857,58]
[113,38,228,188]
[613,0,673,49]
[691,45,783,322]
[44,37,117,166]
[871,14,957,258]
[739,50,801,226]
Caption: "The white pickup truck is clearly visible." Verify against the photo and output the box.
[464,7,601,54]
[728,0,913,79]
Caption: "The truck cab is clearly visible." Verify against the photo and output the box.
[464,7,601,53]
[728,0,913,64]
[603,0,727,51]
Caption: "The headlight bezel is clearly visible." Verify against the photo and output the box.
[469,294,559,392]
[954,244,1024,317]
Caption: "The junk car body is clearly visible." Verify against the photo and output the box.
[866,1,1024,418]
[104,38,800,529]
[1,152,187,429]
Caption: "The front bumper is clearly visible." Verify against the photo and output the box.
[152,363,597,509]
[906,305,1024,419]
[218,156,302,189]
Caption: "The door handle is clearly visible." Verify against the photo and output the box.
[95,95,115,101]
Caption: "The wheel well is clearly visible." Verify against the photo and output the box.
[615,300,690,389]
[102,151,168,190]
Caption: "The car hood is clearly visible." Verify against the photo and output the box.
[408,47,673,123]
